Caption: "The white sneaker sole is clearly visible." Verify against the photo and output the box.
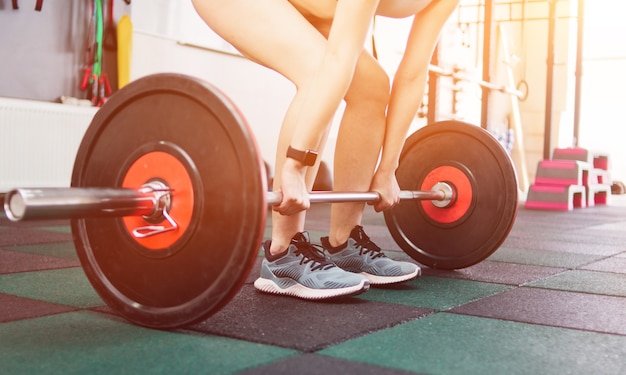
[254,278,369,300]
[361,267,421,285]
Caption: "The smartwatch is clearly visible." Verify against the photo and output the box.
[286,145,318,166]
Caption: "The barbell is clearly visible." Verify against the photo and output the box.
[428,64,527,100]
[3,73,519,329]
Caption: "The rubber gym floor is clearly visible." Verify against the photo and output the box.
[1,195,625,375]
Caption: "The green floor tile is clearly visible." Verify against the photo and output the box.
[4,242,78,260]
[587,221,626,231]
[0,267,103,308]
[319,313,626,375]
[0,311,296,375]
[356,276,511,310]
[527,270,626,297]
[488,247,601,268]
[38,225,72,234]
[582,256,626,274]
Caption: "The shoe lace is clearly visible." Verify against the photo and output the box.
[293,242,336,271]
[353,229,386,260]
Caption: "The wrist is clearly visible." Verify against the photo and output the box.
[286,145,318,167]
[376,163,398,177]
[283,156,308,172]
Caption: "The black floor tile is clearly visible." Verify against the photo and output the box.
[422,260,565,286]
[0,227,72,247]
[0,293,78,323]
[188,285,432,352]
[450,287,626,335]
[0,249,79,274]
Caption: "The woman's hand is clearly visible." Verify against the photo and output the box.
[272,159,311,216]
[369,168,401,212]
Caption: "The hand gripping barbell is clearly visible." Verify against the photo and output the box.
[3,73,518,329]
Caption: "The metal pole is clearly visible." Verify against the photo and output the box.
[428,65,524,99]
[427,45,441,125]
[4,188,159,221]
[544,0,558,159]
[5,184,452,222]
[266,189,448,206]
[481,0,496,129]
[573,0,585,147]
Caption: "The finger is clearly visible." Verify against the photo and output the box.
[273,198,310,216]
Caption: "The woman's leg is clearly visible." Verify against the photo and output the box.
[191,0,333,254]
[327,53,390,246]
[300,16,391,247]
[376,0,432,18]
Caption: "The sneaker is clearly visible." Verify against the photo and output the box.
[254,231,370,300]
[321,226,421,285]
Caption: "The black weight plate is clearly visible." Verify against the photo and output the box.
[71,73,266,328]
[384,121,518,270]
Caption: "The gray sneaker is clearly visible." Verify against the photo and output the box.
[254,232,370,299]
[321,226,421,285]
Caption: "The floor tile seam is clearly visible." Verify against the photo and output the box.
[232,352,306,374]
[445,310,626,337]
[0,288,105,310]
[0,299,83,322]
[0,308,84,325]
[0,265,82,277]
[478,260,570,281]
[307,352,423,374]
[517,268,573,287]
[571,266,626,277]
[518,266,626,285]
[519,283,626,299]
[423,273,524,289]
[498,245,625,258]
[488,254,608,270]
[573,253,626,269]
[0,247,78,261]
[609,249,626,257]
[0,239,76,249]
[302,310,439,353]
[438,294,515,314]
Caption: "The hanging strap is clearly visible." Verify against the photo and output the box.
[10,0,43,11]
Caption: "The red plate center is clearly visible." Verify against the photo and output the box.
[121,151,194,250]
[420,165,473,224]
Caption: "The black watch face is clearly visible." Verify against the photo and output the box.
[304,150,317,166]
[288,146,317,166]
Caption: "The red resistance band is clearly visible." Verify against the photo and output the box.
[12,0,43,11]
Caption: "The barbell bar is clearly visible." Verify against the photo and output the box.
[4,183,453,222]
[428,64,525,99]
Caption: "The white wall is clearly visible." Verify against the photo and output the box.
[575,2,626,183]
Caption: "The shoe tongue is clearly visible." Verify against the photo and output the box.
[292,231,310,244]
[351,226,367,241]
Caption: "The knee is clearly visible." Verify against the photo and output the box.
[345,64,390,109]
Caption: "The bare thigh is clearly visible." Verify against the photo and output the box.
[191,0,328,86]
[376,0,432,18]
[302,15,390,103]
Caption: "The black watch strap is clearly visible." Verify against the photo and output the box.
[286,146,318,167]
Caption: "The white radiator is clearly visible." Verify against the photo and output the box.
[0,97,98,192]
